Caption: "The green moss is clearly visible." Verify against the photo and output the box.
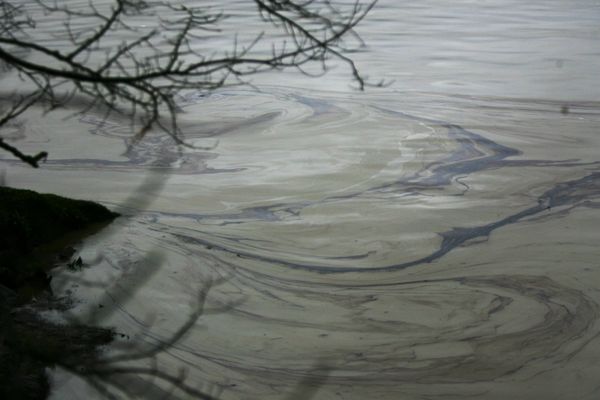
[0,187,119,290]
[0,188,118,399]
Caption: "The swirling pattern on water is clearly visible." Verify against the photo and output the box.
[2,0,600,397]
[4,86,593,399]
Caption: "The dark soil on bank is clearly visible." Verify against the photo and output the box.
[0,187,119,400]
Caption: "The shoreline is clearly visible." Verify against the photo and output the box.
[0,186,119,400]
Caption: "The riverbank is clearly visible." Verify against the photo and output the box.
[0,187,119,400]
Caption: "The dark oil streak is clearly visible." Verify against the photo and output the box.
[170,171,600,274]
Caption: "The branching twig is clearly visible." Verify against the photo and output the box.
[0,0,376,167]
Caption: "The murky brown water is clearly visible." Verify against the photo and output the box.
[2,1,600,399]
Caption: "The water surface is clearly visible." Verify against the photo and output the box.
[2,1,600,399]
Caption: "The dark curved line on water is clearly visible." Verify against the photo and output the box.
[172,171,600,274]
[12,94,594,275]
[158,103,600,274]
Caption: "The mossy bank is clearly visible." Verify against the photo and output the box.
[0,186,119,292]
[0,186,119,400]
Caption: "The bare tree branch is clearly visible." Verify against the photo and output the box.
[0,0,377,166]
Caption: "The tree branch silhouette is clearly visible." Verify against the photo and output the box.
[0,0,377,167]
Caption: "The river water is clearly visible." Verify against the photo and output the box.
[2,1,600,399]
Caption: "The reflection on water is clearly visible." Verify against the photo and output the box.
[2,1,600,399]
